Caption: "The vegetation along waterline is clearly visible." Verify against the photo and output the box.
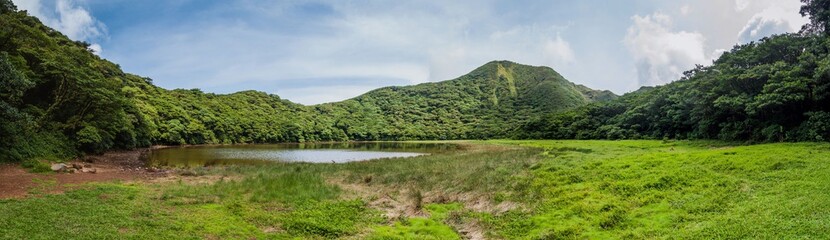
[3,0,830,239]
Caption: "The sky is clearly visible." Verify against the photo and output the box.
[12,0,808,105]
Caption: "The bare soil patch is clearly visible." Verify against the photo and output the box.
[0,149,170,199]
[331,178,513,240]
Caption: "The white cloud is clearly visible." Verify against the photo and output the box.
[624,13,708,86]
[710,48,727,62]
[543,34,576,66]
[274,85,389,104]
[485,25,576,69]
[53,0,106,40]
[735,0,750,12]
[680,5,691,16]
[13,0,44,18]
[737,1,807,43]
[88,43,102,54]
[12,0,106,51]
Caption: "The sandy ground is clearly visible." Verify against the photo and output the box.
[0,149,169,199]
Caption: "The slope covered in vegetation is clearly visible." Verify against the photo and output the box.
[323,61,613,140]
[0,1,610,162]
[521,33,830,142]
[520,1,830,142]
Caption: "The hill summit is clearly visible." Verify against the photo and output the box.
[329,60,616,139]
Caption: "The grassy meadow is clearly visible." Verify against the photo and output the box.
[2,140,829,239]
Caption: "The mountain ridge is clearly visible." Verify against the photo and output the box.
[325,60,615,139]
[331,60,615,107]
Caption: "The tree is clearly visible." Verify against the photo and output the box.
[0,52,31,105]
[0,52,33,138]
[801,0,830,34]
[0,0,16,13]
[0,51,36,161]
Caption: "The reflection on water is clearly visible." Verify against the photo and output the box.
[148,142,458,167]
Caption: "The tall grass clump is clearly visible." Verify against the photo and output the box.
[161,164,339,204]
[338,146,543,202]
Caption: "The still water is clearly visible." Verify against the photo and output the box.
[147,142,458,167]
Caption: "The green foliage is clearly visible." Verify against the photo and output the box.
[281,200,376,238]
[800,0,830,34]
[523,32,830,143]
[0,51,35,160]
[483,140,830,239]
[0,7,149,161]
[158,165,341,205]
[325,61,605,140]
[798,111,830,141]
[20,158,50,173]
[369,203,464,240]
[0,131,74,163]
[0,0,14,13]
[76,125,105,153]
[337,146,542,198]
[123,61,605,145]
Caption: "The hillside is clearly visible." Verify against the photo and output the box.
[521,33,830,142]
[0,2,611,161]
[125,61,610,146]
[322,61,611,140]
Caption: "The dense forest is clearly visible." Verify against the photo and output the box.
[2,0,830,163]
[0,0,612,162]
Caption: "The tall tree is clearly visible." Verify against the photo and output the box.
[801,0,830,34]
[0,52,33,146]
[0,0,15,13]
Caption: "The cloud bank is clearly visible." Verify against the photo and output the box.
[624,0,807,87]
[624,13,707,86]
[737,0,807,43]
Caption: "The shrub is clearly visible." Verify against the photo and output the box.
[21,159,51,173]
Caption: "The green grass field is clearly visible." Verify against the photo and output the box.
[2,140,829,239]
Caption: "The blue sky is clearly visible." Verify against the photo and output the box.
[13,0,807,104]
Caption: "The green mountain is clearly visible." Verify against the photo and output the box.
[0,3,612,161]
[324,61,612,140]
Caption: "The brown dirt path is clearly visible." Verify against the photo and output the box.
[0,149,169,199]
